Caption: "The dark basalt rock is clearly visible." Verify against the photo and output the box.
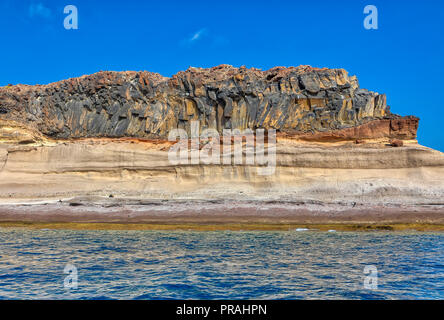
[0,65,418,140]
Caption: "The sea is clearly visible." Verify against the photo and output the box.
[0,228,442,300]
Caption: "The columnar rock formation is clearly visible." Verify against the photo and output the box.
[0,65,418,141]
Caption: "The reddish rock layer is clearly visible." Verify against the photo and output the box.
[281,117,419,142]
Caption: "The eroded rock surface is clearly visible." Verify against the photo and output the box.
[0,65,418,140]
[0,139,443,206]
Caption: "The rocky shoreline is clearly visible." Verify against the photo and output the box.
[0,198,443,231]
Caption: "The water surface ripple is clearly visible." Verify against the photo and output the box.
[0,228,442,299]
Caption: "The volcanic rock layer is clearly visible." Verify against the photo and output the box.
[0,65,418,141]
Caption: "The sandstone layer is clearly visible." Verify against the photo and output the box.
[0,138,443,228]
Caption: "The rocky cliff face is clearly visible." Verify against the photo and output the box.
[0,65,418,140]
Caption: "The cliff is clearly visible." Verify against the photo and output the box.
[0,65,443,228]
[0,65,418,142]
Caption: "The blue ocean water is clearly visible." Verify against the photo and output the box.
[0,228,442,300]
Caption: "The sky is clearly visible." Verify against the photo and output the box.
[0,0,443,151]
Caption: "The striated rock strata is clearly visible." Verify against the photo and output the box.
[0,65,442,227]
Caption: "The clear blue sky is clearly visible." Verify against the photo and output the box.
[0,0,443,151]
